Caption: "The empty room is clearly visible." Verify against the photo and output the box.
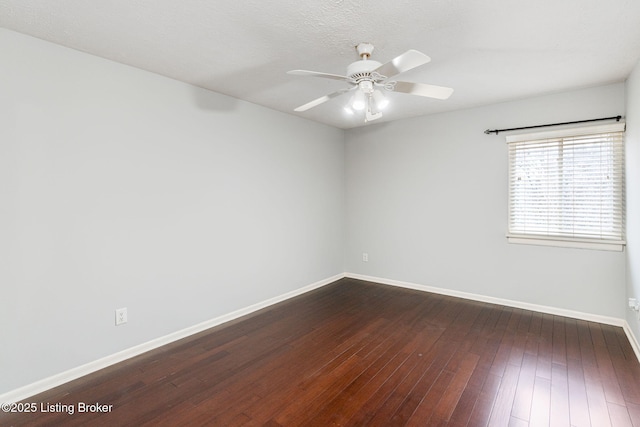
[3,0,640,425]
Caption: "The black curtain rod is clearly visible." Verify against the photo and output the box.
[484,115,622,135]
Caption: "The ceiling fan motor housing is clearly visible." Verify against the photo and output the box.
[347,59,383,83]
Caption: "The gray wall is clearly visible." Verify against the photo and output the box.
[626,60,640,341]
[345,84,626,318]
[0,29,345,394]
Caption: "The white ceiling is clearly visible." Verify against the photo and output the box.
[2,0,640,129]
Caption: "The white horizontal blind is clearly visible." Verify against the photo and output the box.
[507,124,625,247]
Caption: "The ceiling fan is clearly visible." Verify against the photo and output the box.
[287,43,453,122]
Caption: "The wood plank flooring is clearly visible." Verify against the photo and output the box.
[3,277,640,426]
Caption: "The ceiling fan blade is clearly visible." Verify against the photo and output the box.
[392,81,453,100]
[374,50,431,79]
[293,87,355,112]
[287,70,353,83]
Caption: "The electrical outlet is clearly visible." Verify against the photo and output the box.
[362,252,369,262]
[629,299,640,320]
[115,308,128,326]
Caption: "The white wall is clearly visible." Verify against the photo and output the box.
[0,29,345,394]
[626,60,640,341]
[345,84,626,318]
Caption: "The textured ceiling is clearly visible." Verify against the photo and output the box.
[2,0,640,129]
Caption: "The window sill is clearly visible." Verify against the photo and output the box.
[507,235,625,252]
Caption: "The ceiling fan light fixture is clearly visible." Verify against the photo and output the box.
[351,90,366,111]
[372,90,389,110]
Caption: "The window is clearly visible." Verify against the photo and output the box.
[507,123,625,251]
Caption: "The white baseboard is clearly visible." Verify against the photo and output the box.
[0,273,345,404]
[345,272,626,327]
[624,321,640,363]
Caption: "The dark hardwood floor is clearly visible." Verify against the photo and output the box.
[3,278,640,426]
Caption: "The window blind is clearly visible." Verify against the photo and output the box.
[507,123,625,249]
